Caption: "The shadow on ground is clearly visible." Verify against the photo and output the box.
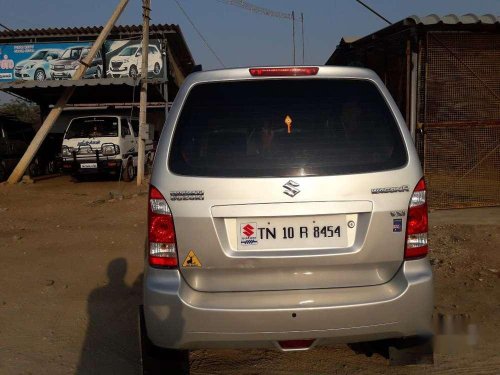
[76,258,142,374]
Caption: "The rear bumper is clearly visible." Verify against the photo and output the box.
[143,258,433,350]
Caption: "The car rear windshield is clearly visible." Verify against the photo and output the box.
[65,117,119,139]
[169,79,407,177]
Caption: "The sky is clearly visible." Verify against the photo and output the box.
[0,0,499,102]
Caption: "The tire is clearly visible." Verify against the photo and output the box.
[129,65,139,78]
[28,159,40,177]
[95,66,102,78]
[139,306,189,375]
[34,68,46,81]
[47,160,56,175]
[153,62,161,75]
[122,159,135,182]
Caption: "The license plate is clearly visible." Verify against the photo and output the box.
[80,163,97,169]
[237,215,348,250]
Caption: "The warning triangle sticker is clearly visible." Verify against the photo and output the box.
[182,250,202,268]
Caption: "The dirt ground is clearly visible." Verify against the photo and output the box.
[0,176,499,375]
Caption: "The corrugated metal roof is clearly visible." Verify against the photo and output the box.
[0,77,140,90]
[0,78,167,105]
[0,24,180,39]
[405,13,499,25]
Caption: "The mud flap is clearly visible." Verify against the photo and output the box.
[139,305,190,375]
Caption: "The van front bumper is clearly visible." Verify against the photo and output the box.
[143,258,433,350]
[62,158,122,174]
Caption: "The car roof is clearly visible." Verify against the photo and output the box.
[183,66,381,86]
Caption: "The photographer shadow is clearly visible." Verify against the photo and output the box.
[76,258,142,374]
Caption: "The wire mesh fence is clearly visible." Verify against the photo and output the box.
[424,123,500,209]
[421,32,500,209]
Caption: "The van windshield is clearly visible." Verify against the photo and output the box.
[65,117,119,139]
[169,79,407,177]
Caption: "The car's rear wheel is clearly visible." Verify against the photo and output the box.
[34,68,46,81]
[122,159,135,182]
[139,306,189,375]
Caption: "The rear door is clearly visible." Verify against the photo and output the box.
[158,75,417,292]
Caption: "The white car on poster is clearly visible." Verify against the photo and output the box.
[14,49,63,81]
[108,44,163,78]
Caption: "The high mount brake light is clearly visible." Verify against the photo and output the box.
[249,67,319,77]
[148,185,178,268]
[405,178,429,260]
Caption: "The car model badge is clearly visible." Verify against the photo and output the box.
[283,180,300,197]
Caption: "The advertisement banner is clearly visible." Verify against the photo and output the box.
[0,39,165,82]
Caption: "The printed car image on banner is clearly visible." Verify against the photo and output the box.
[105,40,164,79]
[0,39,165,82]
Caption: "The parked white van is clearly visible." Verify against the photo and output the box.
[61,115,154,181]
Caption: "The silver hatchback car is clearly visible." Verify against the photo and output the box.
[141,66,433,373]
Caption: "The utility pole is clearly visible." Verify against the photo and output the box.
[292,11,295,65]
[7,0,129,184]
[137,0,151,186]
[301,12,304,65]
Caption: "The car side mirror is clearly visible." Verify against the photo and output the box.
[46,56,53,61]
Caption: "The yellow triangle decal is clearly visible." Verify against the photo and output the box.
[182,250,202,268]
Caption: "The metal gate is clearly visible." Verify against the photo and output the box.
[420,32,500,209]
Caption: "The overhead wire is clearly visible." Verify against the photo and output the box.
[173,0,226,68]
[214,0,292,20]
[354,0,392,25]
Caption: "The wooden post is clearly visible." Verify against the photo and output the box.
[7,0,129,184]
[137,0,151,186]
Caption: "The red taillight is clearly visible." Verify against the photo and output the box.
[405,178,428,259]
[249,67,319,77]
[148,185,178,268]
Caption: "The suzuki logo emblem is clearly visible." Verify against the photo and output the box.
[242,224,254,237]
[283,180,300,197]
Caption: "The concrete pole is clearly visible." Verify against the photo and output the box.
[137,0,150,186]
[7,0,130,184]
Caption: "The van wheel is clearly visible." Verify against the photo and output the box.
[122,160,135,182]
[46,160,56,174]
[35,69,46,81]
[28,159,40,177]
[139,306,190,375]
[129,65,138,78]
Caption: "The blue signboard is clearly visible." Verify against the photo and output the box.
[0,39,165,82]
